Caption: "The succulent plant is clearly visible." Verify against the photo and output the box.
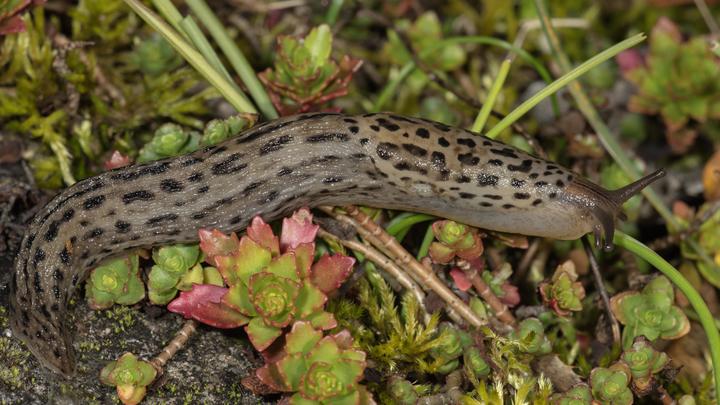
[428,220,483,264]
[256,321,372,404]
[510,318,552,355]
[168,209,355,351]
[100,352,157,405]
[147,244,201,305]
[623,17,720,153]
[539,261,586,317]
[429,324,466,374]
[549,383,592,405]
[610,275,690,348]
[481,262,521,307]
[258,24,362,116]
[130,34,182,77]
[104,150,132,170]
[620,338,669,395]
[387,376,418,405]
[463,346,490,381]
[86,255,144,310]
[590,363,633,405]
[0,0,45,35]
[200,114,256,146]
[137,123,201,163]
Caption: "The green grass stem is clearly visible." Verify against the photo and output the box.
[185,0,278,119]
[472,57,511,133]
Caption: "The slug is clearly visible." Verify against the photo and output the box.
[9,112,664,376]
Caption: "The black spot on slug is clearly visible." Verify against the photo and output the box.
[438,137,450,147]
[514,192,531,200]
[188,172,204,182]
[459,192,476,199]
[147,214,179,225]
[160,179,184,193]
[277,167,293,177]
[488,159,503,166]
[83,195,106,210]
[115,220,131,233]
[306,133,349,143]
[457,138,477,148]
[483,194,502,200]
[84,228,104,240]
[490,148,519,158]
[59,248,70,265]
[376,143,399,160]
[322,176,343,184]
[477,173,499,187]
[376,118,400,131]
[122,190,154,204]
[511,178,526,188]
[508,159,533,173]
[260,135,293,155]
[458,153,480,166]
[416,128,430,139]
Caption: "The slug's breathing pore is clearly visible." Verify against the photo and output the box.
[9,112,664,376]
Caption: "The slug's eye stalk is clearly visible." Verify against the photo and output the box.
[591,169,666,251]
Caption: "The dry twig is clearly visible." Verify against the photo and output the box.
[150,320,198,375]
[456,258,516,326]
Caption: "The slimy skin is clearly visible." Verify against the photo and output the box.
[9,112,663,376]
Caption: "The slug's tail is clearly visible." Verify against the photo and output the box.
[589,169,666,251]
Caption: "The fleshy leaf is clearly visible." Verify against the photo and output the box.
[285,321,324,354]
[198,229,240,267]
[295,282,327,318]
[310,254,355,294]
[449,268,472,291]
[167,284,249,328]
[246,317,283,351]
[281,208,319,251]
[247,216,280,255]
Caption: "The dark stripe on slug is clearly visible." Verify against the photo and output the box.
[459,192,476,199]
[181,157,204,167]
[45,221,60,242]
[277,167,293,176]
[260,135,293,155]
[490,148,519,158]
[508,159,533,173]
[305,133,349,143]
[83,195,106,210]
[208,145,228,155]
[62,209,75,222]
[212,153,247,175]
[53,285,61,300]
[33,272,43,293]
[514,193,531,200]
[110,162,170,181]
[416,128,430,138]
[59,248,70,265]
[483,194,502,200]
[322,176,343,184]
[122,190,154,204]
[32,248,46,267]
[188,172,203,182]
[458,153,480,166]
[160,179,184,193]
[402,144,427,157]
[457,138,477,148]
[488,159,503,166]
[438,137,449,147]
[243,182,263,195]
[146,214,179,225]
[376,118,400,131]
[349,126,359,134]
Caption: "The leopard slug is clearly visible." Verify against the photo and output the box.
[9,112,664,376]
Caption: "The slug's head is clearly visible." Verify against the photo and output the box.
[567,169,665,251]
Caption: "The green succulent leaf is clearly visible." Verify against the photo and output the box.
[245,317,283,352]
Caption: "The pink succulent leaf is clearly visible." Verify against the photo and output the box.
[167,284,249,328]
[247,216,280,255]
[255,363,290,392]
[280,208,319,252]
[449,268,472,292]
[310,254,355,294]
[500,282,521,307]
[0,16,25,35]
[616,49,645,76]
[103,150,133,170]
[331,329,355,350]
[198,229,239,267]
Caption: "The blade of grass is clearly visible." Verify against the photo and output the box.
[179,16,234,83]
[485,33,645,138]
[325,0,345,26]
[472,57,511,133]
[417,225,435,260]
[151,0,188,40]
[372,36,553,112]
[123,0,257,114]
[614,231,720,396]
[185,0,278,119]
[386,213,436,236]
[531,0,720,280]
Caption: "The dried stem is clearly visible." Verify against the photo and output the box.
[150,319,198,375]
[655,384,677,405]
[317,228,429,319]
[582,238,621,345]
[456,258,516,325]
[340,205,485,328]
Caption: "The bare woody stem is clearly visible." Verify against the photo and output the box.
[317,227,430,319]
[150,319,199,375]
[339,205,486,328]
[455,259,516,325]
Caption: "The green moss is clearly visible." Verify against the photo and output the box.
[102,305,137,334]
[0,337,34,391]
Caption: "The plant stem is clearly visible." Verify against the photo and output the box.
[150,320,198,374]
[123,0,257,114]
[179,16,234,83]
[614,231,720,398]
[531,0,720,284]
[485,33,645,139]
[185,0,278,119]
[456,258,516,325]
[385,213,435,236]
[472,57,511,133]
[325,0,345,26]
[582,238,621,345]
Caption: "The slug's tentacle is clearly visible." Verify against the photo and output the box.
[10,112,664,376]
[570,169,666,250]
